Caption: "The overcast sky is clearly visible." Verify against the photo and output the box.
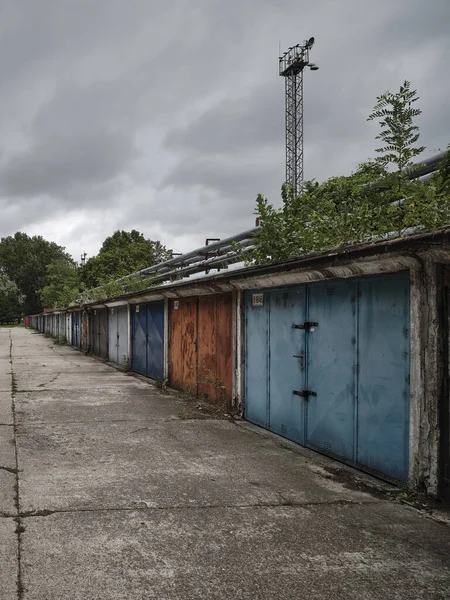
[0,0,449,262]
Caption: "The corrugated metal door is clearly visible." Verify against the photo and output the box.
[98,309,108,359]
[91,312,99,356]
[131,302,164,380]
[245,288,306,437]
[169,298,197,394]
[146,302,164,380]
[244,274,410,483]
[81,312,88,351]
[197,296,216,399]
[215,293,233,403]
[117,306,129,367]
[109,306,128,366]
[197,294,233,403]
[306,280,356,463]
[132,305,147,375]
[169,294,233,403]
[357,274,410,481]
[270,288,306,444]
[108,308,118,363]
[72,312,80,348]
[66,314,71,344]
[244,292,269,427]
[91,309,108,359]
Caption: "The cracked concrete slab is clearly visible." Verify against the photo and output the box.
[21,503,450,600]
[15,388,185,425]
[0,391,13,424]
[0,425,16,467]
[3,328,450,599]
[0,373,12,392]
[0,470,16,514]
[14,369,147,391]
[17,419,377,513]
[0,518,18,600]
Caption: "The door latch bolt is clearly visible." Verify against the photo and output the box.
[293,390,317,398]
[292,322,318,330]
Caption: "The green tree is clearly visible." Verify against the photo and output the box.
[40,257,81,308]
[0,233,69,314]
[80,230,171,289]
[367,80,425,171]
[0,275,24,324]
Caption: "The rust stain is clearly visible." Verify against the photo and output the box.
[169,298,197,395]
[169,293,233,407]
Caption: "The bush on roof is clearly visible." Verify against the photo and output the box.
[247,81,450,265]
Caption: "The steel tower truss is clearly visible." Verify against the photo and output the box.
[284,71,303,198]
[279,38,315,197]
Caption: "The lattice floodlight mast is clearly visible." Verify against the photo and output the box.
[279,37,317,197]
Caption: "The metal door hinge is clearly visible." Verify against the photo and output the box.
[293,389,317,398]
[292,322,318,330]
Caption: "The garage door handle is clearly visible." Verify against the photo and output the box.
[293,353,305,371]
[293,390,317,398]
[292,322,318,330]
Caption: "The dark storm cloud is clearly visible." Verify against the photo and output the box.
[0,0,449,259]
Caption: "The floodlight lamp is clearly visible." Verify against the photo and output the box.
[307,37,315,48]
[309,63,319,71]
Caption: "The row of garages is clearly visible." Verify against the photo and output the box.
[27,228,450,500]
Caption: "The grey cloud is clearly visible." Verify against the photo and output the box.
[162,154,282,200]
[0,0,449,260]
[165,83,284,154]
[1,130,135,198]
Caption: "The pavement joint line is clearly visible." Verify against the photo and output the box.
[15,418,219,426]
[18,499,381,518]
[18,417,204,424]
[14,390,147,395]
[9,331,24,599]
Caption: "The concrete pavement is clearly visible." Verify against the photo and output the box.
[0,327,449,599]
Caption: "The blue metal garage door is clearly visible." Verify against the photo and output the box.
[357,275,410,481]
[108,306,129,366]
[244,273,410,482]
[269,288,307,445]
[131,301,164,381]
[72,312,80,348]
[306,280,356,463]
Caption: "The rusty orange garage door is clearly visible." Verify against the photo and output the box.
[169,293,233,405]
